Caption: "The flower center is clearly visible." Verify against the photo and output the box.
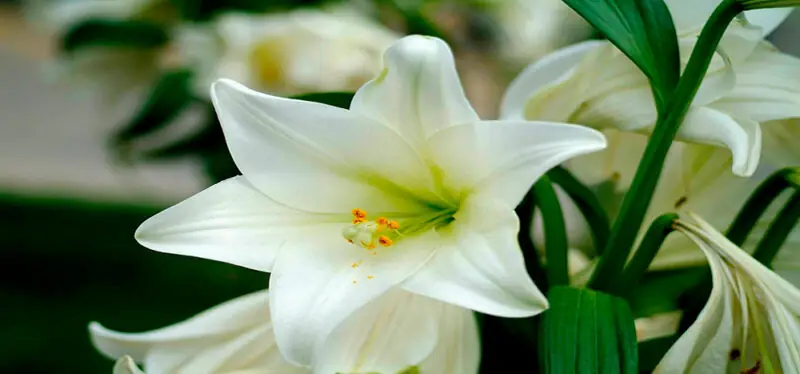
[341,207,455,250]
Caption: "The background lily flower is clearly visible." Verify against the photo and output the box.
[133,35,606,366]
[548,131,800,272]
[177,5,399,98]
[90,290,479,374]
[656,213,800,373]
[500,0,799,176]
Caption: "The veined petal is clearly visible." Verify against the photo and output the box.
[666,0,790,36]
[350,35,479,151]
[135,176,327,272]
[114,356,144,374]
[417,300,481,373]
[268,226,437,366]
[500,40,605,120]
[402,196,548,317]
[677,108,762,176]
[427,120,606,207]
[210,79,437,214]
[315,290,440,374]
[90,291,305,374]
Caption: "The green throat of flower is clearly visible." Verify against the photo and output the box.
[341,207,457,251]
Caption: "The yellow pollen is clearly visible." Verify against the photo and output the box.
[351,262,359,268]
[367,275,374,280]
[388,220,400,229]
[352,280,357,284]
[346,239,353,244]
[371,251,377,255]
[351,208,367,219]
[378,235,392,247]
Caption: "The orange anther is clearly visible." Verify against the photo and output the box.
[376,217,389,226]
[351,208,367,219]
[388,220,400,230]
[352,217,366,224]
[378,235,392,247]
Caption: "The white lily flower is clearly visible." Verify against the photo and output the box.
[554,130,800,272]
[177,6,399,97]
[655,213,800,373]
[90,290,479,374]
[133,35,606,365]
[501,0,799,176]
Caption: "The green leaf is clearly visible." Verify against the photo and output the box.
[112,69,195,151]
[560,0,680,110]
[61,19,169,53]
[548,166,611,254]
[613,213,678,297]
[638,335,678,371]
[290,92,355,109]
[540,286,638,374]
[532,176,569,287]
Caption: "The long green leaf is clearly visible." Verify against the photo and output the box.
[541,286,639,373]
[61,19,169,53]
[548,166,611,254]
[560,0,680,110]
[291,92,354,109]
[533,176,570,287]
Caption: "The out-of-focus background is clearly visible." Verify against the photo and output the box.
[1,0,798,372]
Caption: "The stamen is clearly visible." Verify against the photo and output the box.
[352,217,366,224]
[378,235,392,247]
[388,220,400,229]
[351,208,367,219]
[376,217,389,226]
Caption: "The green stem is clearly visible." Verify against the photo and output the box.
[588,0,744,291]
[726,168,795,246]
[532,176,570,287]
[752,190,800,265]
[548,166,611,255]
[516,184,549,292]
[613,214,678,297]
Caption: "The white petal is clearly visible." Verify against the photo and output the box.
[135,176,320,272]
[113,356,144,374]
[350,35,479,150]
[90,291,305,373]
[314,290,441,374]
[210,79,437,214]
[677,108,761,176]
[665,0,790,36]
[743,8,794,36]
[500,40,605,120]
[710,43,800,123]
[427,120,606,207]
[402,196,548,317]
[418,304,481,373]
[268,226,437,366]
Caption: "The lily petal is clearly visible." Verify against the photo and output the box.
[500,40,605,120]
[427,120,606,207]
[678,108,762,177]
[135,176,320,272]
[418,299,481,373]
[90,291,304,373]
[268,226,437,366]
[402,196,548,317]
[315,290,441,374]
[114,356,144,374]
[210,79,436,214]
[350,35,479,151]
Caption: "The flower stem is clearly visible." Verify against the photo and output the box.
[612,213,678,297]
[752,190,800,266]
[548,166,611,255]
[532,176,570,287]
[726,168,796,246]
[588,0,744,291]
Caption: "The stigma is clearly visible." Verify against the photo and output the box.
[342,209,400,250]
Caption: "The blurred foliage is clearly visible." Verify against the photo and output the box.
[0,194,264,373]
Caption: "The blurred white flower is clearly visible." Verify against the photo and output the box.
[656,213,800,373]
[133,35,606,366]
[501,0,800,176]
[487,0,593,66]
[91,290,479,374]
[177,6,400,97]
